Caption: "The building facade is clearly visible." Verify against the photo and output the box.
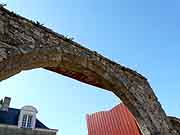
[0,97,58,135]
[86,103,142,135]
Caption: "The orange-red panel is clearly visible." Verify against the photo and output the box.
[86,104,142,135]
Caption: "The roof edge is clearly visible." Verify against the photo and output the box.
[0,123,58,133]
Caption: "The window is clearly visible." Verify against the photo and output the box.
[27,115,33,128]
[21,114,33,128]
[22,114,28,128]
[18,106,38,129]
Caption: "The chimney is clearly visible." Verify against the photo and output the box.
[1,97,11,111]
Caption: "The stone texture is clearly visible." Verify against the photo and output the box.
[0,6,179,135]
[169,116,180,134]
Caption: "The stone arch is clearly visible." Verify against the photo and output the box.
[0,7,177,135]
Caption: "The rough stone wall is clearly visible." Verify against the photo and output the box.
[0,6,178,135]
[169,117,180,134]
[0,127,56,135]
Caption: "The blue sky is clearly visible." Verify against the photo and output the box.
[0,0,180,135]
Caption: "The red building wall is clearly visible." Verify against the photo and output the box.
[86,104,142,135]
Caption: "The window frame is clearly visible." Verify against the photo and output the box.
[18,106,38,129]
[21,114,33,128]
